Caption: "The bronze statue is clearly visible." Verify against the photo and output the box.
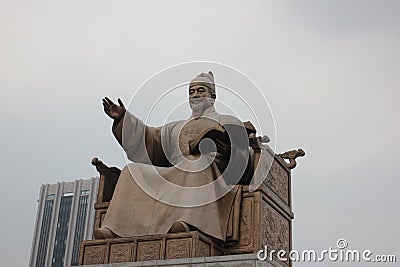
[95,71,251,244]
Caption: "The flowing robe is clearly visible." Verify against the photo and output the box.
[101,108,249,243]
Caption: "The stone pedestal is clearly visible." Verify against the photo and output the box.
[79,231,225,265]
[75,253,285,267]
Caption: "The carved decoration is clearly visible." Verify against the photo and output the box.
[91,157,121,202]
[258,135,270,144]
[137,241,161,261]
[262,203,290,265]
[83,245,106,265]
[109,243,133,263]
[91,157,121,177]
[198,240,211,257]
[178,124,201,156]
[249,133,262,153]
[166,239,191,259]
[278,149,305,169]
[243,121,257,134]
[80,232,227,265]
[238,197,252,246]
[265,160,289,204]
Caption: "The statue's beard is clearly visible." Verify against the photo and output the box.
[191,103,204,119]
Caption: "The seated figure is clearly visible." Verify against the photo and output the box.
[94,71,252,245]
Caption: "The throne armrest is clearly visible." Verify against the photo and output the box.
[91,157,121,203]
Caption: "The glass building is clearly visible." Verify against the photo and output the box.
[29,178,99,267]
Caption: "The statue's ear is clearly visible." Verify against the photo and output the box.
[212,93,216,99]
[208,71,214,77]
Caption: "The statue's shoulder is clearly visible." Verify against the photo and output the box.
[162,120,186,131]
[218,114,243,126]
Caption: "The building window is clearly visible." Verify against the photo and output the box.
[51,195,73,267]
[70,195,89,266]
[35,199,54,267]
[80,189,90,195]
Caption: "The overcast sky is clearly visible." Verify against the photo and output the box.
[1,1,399,266]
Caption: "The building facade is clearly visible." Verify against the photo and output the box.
[29,178,99,267]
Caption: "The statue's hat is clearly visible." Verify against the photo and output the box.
[189,71,215,95]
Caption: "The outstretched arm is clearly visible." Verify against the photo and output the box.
[102,97,170,167]
[102,97,127,145]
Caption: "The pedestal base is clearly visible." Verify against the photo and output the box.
[76,253,284,267]
[79,231,226,265]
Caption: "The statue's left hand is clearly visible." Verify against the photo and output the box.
[102,97,126,120]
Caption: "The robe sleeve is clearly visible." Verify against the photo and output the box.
[112,111,171,167]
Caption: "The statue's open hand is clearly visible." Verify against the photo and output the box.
[102,97,126,120]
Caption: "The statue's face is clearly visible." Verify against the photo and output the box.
[189,85,215,111]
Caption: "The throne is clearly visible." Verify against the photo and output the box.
[78,123,304,267]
